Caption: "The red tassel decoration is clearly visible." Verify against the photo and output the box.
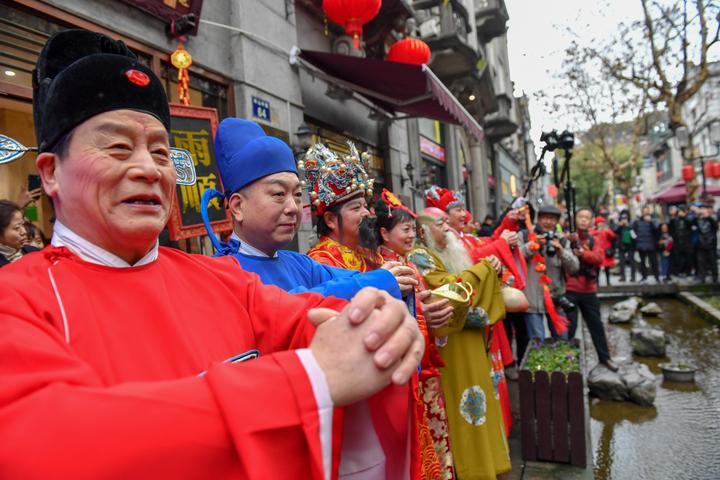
[540,276,568,335]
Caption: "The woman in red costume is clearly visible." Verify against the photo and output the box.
[375,190,455,480]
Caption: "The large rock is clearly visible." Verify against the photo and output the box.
[631,327,667,357]
[621,363,657,407]
[588,364,628,401]
[608,297,641,323]
[640,302,663,316]
[588,362,658,406]
[609,309,635,323]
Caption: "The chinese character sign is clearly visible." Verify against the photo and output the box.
[167,105,231,240]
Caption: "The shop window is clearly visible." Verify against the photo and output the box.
[0,4,67,90]
[162,64,229,119]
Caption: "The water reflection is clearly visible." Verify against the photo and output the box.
[588,298,720,480]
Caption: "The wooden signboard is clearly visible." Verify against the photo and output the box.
[167,104,231,240]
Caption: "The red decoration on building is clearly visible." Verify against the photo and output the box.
[703,161,714,179]
[386,38,432,65]
[682,164,695,182]
[710,161,720,179]
[322,0,381,49]
[125,69,150,87]
[170,44,193,106]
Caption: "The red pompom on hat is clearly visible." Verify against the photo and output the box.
[425,185,465,212]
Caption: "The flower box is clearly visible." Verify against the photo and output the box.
[518,339,586,467]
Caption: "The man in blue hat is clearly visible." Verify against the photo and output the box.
[202,118,415,300]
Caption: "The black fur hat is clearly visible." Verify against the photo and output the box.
[33,29,171,152]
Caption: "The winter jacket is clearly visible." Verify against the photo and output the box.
[615,224,635,250]
[565,231,604,294]
[669,217,694,247]
[520,229,579,314]
[697,216,718,250]
[632,219,658,252]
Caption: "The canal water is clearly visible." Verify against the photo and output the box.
[586,298,720,480]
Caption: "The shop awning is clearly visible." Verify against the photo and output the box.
[651,180,720,203]
[298,49,484,141]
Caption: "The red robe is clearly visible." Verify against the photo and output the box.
[309,237,424,480]
[0,246,403,479]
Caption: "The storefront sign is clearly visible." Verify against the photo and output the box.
[120,0,204,35]
[251,96,271,122]
[420,136,445,162]
[167,104,231,240]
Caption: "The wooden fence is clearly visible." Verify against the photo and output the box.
[518,369,586,467]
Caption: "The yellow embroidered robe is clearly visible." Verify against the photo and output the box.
[408,247,511,480]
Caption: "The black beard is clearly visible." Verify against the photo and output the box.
[358,216,378,250]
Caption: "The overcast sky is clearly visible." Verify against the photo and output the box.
[505,0,649,148]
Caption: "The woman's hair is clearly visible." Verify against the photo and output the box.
[24,221,47,246]
[0,200,22,234]
[374,199,415,245]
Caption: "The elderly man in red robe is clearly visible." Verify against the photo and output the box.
[0,30,423,480]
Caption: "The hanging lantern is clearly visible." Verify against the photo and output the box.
[703,161,715,179]
[682,164,695,182]
[711,161,720,179]
[171,43,193,106]
[322,0,382,49]
[386,37,431,65]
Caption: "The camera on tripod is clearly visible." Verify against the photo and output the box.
[540,129,575,152]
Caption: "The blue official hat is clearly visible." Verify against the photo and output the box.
[215,118,297,194]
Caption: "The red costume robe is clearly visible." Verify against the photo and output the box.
[309,236,435,480]
[0,246,407,479]
[379,246,455,480]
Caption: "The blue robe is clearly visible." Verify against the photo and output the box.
[200,188,400,300]
[231,247,400,299]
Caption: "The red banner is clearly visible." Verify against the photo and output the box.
[120,0,203,35]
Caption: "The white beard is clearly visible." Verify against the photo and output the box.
[423,226,473,274]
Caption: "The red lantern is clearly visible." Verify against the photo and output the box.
[711,161,720,179]
[703,161,714,179]
[682,164,695,182]
[386,38,431,65]
[323,0,381,49]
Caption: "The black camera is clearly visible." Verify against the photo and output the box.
[553,295,577,313]
[545,230,557,257]
[540,130,560,151]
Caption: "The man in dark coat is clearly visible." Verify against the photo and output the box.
[633,207,659,282]
[669,206,694,276]
[696,202,718,283]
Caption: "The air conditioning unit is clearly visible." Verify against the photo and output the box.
[418,18,440,38]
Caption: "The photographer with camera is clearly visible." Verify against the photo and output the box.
[566,208,618,371]
[520,205,579,343]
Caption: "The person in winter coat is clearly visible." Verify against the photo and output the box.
[592,216,616,286]
[658,223,674,282]
[520,204,579,342]
[0,200,38,267]
[614,211,636,282]
[696,203,718,283]
[633,207,660,282]
[669,206,694,276]
[566,208,618,372]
